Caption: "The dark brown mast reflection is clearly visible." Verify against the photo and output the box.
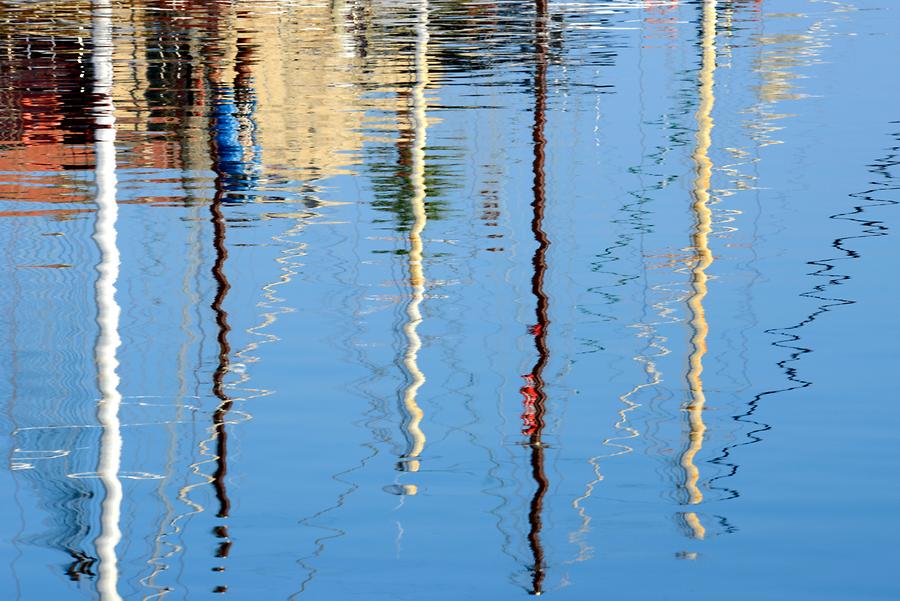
[520,0,549,594]
[203,17,259,591]
[208,105,234,593]
[209,173,233,522]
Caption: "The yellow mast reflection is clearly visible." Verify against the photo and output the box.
[91,0,122,598]
[397,0,430,490]
[679,0,717,541]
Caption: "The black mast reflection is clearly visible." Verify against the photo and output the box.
[709,125,900,494]
[520,0,549,594]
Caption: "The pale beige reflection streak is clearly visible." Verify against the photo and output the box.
[679,0,717,541]
[397,0,430,493]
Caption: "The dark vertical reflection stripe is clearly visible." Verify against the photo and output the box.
[209,177,232,521]
[522,0,549,594]
[204,22,236,591]
[205,35,235,522]
[208,121,234,592]
[204,22,259,591]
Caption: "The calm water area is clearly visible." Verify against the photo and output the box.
[0,0,898,599]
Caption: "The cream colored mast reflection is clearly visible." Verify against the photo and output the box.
[91,0,122,598]
[399,0,430,490]
[680,0,716,541]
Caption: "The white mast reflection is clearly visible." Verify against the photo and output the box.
[398,0,430,492]
[91,0,122,598]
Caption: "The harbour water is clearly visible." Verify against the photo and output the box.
[0,0,898,599]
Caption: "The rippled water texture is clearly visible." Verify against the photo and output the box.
[0,0,898,599]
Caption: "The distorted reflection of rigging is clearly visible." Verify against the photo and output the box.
[706,5,846,501]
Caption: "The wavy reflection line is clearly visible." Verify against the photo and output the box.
[705,5,845,504]
[91,0,122,598]
[677,0,716,541]
[209,158,233,524]
[228,215,309,395]
[162,20,255,572]
[396,0,430,490]
[141,201,205,601]
[569,322,662,561]
[206,26,265,592]
[165,20,306,594]
[192,25,246,591]
[710,125,900,494]
[225,204,312,594]
[135,19,211,583]
[205,76,239,595]
[569,11,682,556]
[224,189,313,592]
[291,198,387,592]
[290,444,379,598]
[693,2,767,507]
[520,0,550,593]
